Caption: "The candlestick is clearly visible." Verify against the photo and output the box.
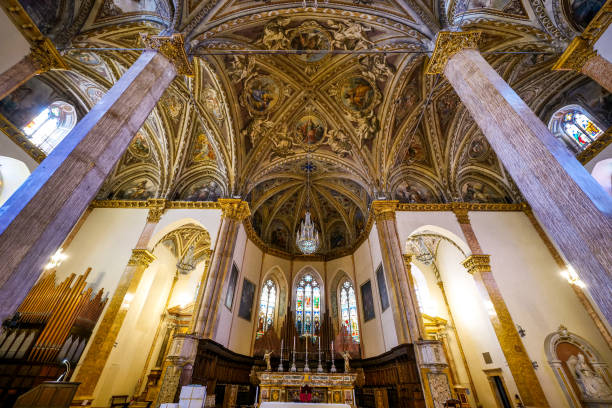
[304,336,310,372]
[290,336,297,372]
[317,336,323,372]
[330,340,337,373]
[278,339,284,372]
[255,385,259,406]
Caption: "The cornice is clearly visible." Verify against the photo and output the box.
[395,203,526,212]
[90,200,222,210]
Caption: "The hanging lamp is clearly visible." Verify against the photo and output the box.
[296,154,320,255]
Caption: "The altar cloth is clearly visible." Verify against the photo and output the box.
[260,403,350,408]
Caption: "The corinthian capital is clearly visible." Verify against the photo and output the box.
[426,30,482,75]
[462,254,491,274]
[27,38,68,73]
[219,198,251,221]
[371,200,398,222]
[141,33,194,76]
[552,37,597,72]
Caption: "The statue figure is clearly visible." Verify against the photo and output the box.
[327,20,373,50]
[242,118,275,145]
[261,17,292,50]
[569,353,612,399]
[229,55,255,84]
[359,54,395,82]
[264,350,273,372]
[270,124,294,157]
[325,129,352,157]
[352,110,379,143]
[342,350,351,373]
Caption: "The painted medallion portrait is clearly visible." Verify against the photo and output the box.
[290,24,331,63]
[295,115,326,145]
[128,132,150,158]
[193,133,216,162]
[340,77,375,112]
[245,76,280,115]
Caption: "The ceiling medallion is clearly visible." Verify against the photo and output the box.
[296,154,320,255]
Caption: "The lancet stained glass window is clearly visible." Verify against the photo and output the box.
[295,274,320,337]
[22,101,77,154]
[256,280,276,338]
[340,280,360,343]
[549,105,604,153]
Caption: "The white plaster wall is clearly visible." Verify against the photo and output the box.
[149,209,223,251]
[471,211,612,407]
[594,25,612,64]
[0,8,29,75]
[0,156,31,206]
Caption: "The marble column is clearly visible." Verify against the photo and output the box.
[0,38,67,100]
[74,202,166,399]
[428,31,612,327]
[553,37,612,93]
[0,34,192,324]
[192,199,250,339]
[453,206,549,406]
[372,201,424,344]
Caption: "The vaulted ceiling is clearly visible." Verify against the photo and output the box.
[13,0,604,256]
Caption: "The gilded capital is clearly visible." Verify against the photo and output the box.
[219,198,251,221]
[27,38,68,73]
[147,198,167,223]
[141,33,194,76]
[403,253,415,267]
[128,249,156,267]
[462,254,491,274]
[426,30,482,75]
[552,37,597,72]
[451,202,471,225]
[372,200,399,222]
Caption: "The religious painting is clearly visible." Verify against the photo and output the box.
[244,76,280,115]
[332,391,342,403]
[340,77,375,112]
[269,222,290,251]
[395,181,434,203]
[67,52,114,82]
[202,88,224,121]
[360,280,375,322]
[329,223,347,249]
[565,0,606,30]
[238,278,256,320]
[193,133,216,162]
[290,23,331,63]
[183,180,222,202]
[295,115,326,145]
[115,178,155,200]
[375,264,390,312]
[225,263,239,310]
[86,86,105,105]
[460,180,506,203]
[344,390,353,403]
[128,132,150,159]
[0,78,60,128]
[354,210,366,235]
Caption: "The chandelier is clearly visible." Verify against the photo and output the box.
[296,155,320,255]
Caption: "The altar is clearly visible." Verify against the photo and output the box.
[256,372,357,407]
[260,403,350,408]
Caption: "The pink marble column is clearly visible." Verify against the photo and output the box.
[0,50,177,323]
[582,55,612,93]
[443,47,612,325]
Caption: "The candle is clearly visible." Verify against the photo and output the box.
[255,386,259,405]
[280,339,283,361]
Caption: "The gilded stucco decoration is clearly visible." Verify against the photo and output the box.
[3,0,609,259]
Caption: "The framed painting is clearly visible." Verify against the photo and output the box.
[238,278,256,320]
[360,280,375,321]
[225,263,239,310]
[375,264,390,311]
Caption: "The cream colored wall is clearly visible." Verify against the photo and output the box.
[0,8,29,76]
[0,156,31,206]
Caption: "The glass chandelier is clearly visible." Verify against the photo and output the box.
[296,155,320,255]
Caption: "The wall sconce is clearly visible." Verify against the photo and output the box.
[561,265,586,288]
[517,325,526,337]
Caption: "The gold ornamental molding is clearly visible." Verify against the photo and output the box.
[451,202,470,225]
[141,33,194,77]
[90,200,222,210]
[146,198,167,223]
[396,202,526,212]
[128,249,156,267]
[218,198,251,221]
[0,0,67,71]
[552,37,597,72]
[462,254,492,274]
[372,200,399,221]
[426,30,482,75]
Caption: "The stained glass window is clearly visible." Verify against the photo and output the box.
[295,274,320,337]
[256,280,276,338]
[549,106,604,152]
[22,101,77,154]
[340,280,360,343]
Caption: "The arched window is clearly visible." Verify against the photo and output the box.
[411,264,437,316]
[295,274,321,337]
[257,279,276,338]
[22,101,77,154]
[549,105,604,153]
[339,280,360,343]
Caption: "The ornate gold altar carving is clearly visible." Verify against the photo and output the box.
[141,33,194,77]
[219,198,251,221]
[462,255,491,274]
[426,30,482,75]
[552,37,597,72]
[146,198,167,223]
[371,200,399,221]
[128,249,156,267]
